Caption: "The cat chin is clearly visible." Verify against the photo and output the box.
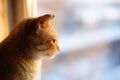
[43,55,56,59]
[42,51,59,59]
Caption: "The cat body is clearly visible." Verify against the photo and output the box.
[0,14,59,80]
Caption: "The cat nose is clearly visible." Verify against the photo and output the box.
[57,45,60,51]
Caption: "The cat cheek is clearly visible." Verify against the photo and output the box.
[36,29,39,35]
[36,44,49,50]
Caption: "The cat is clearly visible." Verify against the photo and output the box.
[0,14,60,80]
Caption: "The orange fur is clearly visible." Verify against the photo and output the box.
[0,14,59,80]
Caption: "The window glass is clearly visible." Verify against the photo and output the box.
[36,1,120,80]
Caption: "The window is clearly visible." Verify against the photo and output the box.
[35,1,120,80]
[0,0,9,42]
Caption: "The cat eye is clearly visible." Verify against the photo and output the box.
[46,39,56,44]
[52,39,56,43]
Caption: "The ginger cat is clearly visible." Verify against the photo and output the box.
[0,14,59,80]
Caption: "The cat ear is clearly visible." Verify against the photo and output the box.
[35,14,55,33]
[36,14,55,26]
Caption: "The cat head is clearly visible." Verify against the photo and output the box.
[33,14,60,59]
[12,14,60,59]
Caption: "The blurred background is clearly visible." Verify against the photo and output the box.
[1,0,120,80]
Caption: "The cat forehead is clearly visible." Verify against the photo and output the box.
[26,18,34,23]
[18,18,34,25]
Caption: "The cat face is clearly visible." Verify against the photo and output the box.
[27,14,60,59]
[34,14,60,59]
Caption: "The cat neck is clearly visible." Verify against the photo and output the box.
[21,59,42,80]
